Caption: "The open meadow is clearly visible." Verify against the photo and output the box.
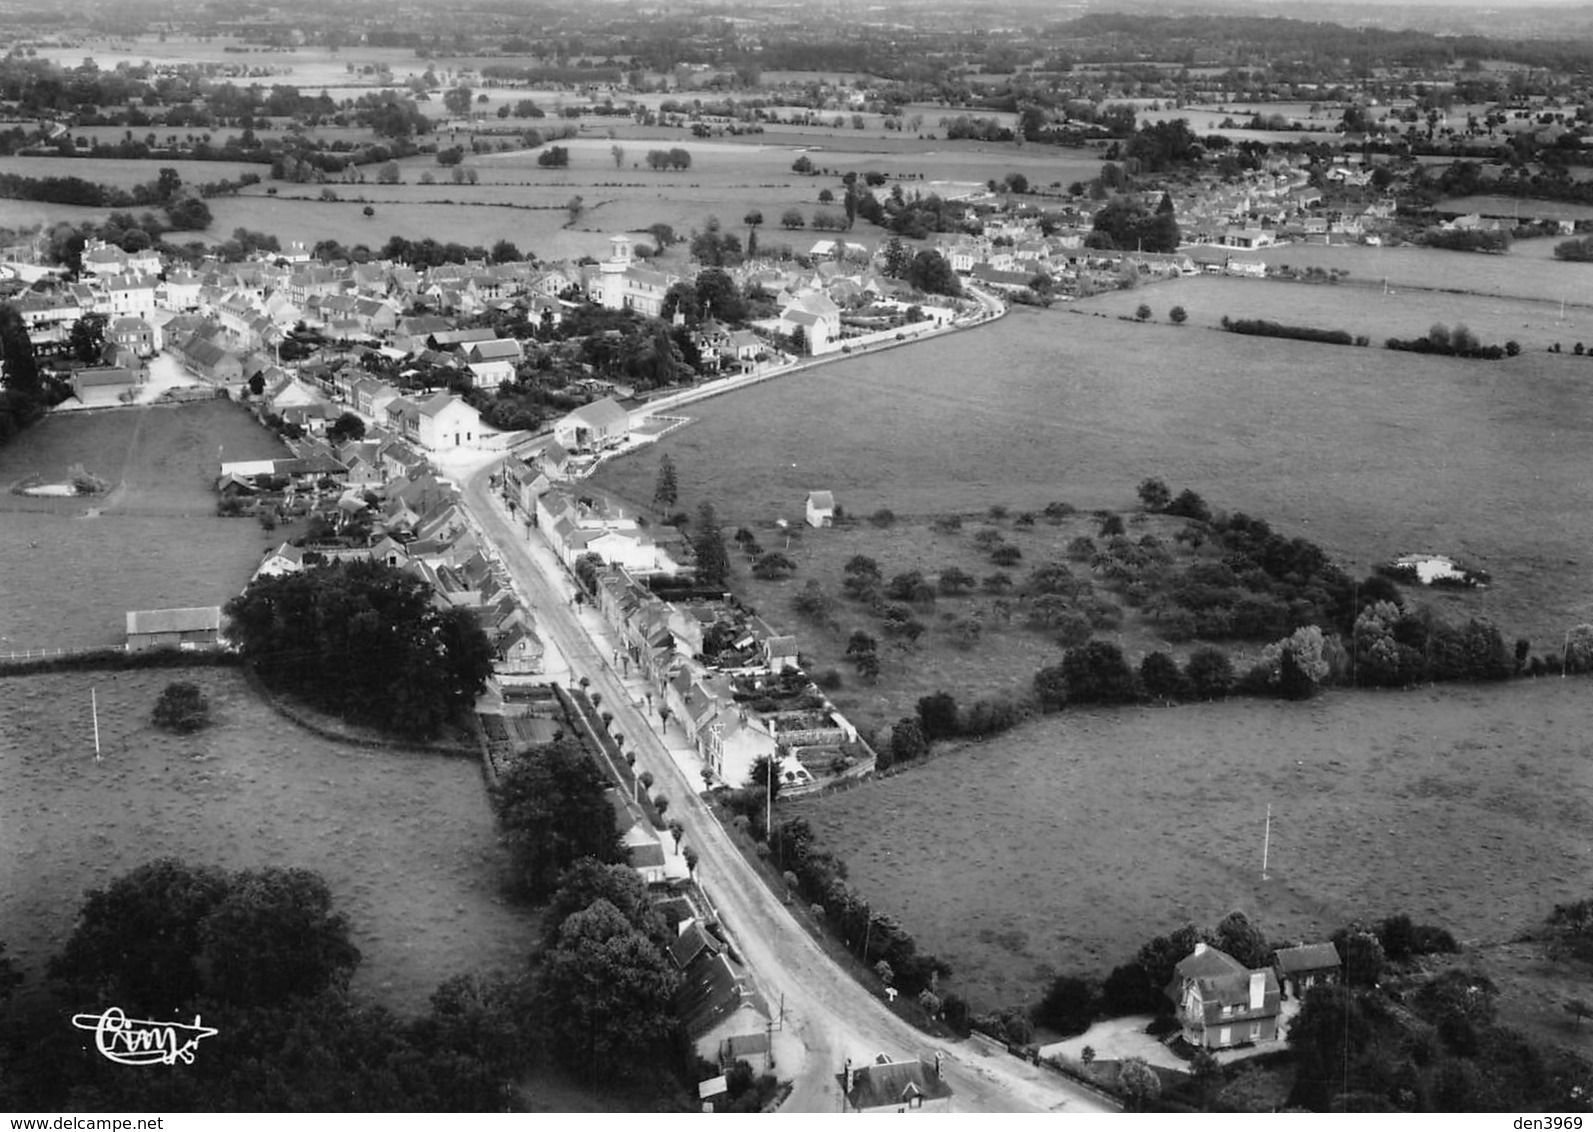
[0,155,267,190]
[0,401,289,652]
[591,305,1593,656]
[788,677,1593,1017]
[1197,239,1593,307]
[1079,273,1593,353]
[0,668,534,1015]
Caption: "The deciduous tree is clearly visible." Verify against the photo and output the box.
[541,900,682,1082]
[493,740,624,900]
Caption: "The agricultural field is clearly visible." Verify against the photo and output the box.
[787,676,1593,1018]
[27,37,433,91]
[0,668,534,1015]
[1079,273,1593,353]
[0,401,289,652]
[0,155,267,189]
[1437,194,1593,223]
[196,133,1098,256]
[204,194,611,261]
[1197,239,1593,306]
[591,306,1593,659]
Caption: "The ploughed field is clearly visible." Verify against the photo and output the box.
[0,669,534,1015]
[591,305,1593,653]
[0,401,287,652]
[788,677,1593,1013]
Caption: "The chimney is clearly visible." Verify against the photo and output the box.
[1193,941,1208,957]
[933,1052,942,1080]
[843,1059,853,1093]
[1249,971,1266,1011]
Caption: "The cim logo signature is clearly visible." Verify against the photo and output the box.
[72,1008,219,1066]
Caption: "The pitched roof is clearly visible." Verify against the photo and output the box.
[845,1059,955,1111]
[565,396,630,432]
[670,920,725,970]
[675,951,767,1039]
[1274,943,1342,974]
[126,607,221,635]
[807,491,834,510]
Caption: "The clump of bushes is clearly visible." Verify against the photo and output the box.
[1386,323,1506,360]
[1221,315,1354,347]
[152,680,211,733]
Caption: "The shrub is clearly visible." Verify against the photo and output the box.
[937,566,977,595]
[1066,536,1097,561]
[889,717,928,763]
[1223,317,1353,347]
[816,668,843,691]
[982,572,1013,594]
[151,681,211,733]
[869,508,896,527]
[1054,611,1094,650]
[990,544,1022,567]
[1137,477,1171,511]
[1164,489,1211,523]
[916,692,959,740]
[1033,975,1097,1037]
[1060,640,1139,704]
[963,696,1021,736]
[942,993,971,1034]
[1043,501,1075,522]
[1139,651,1185,702]
[1184,647,1234,699]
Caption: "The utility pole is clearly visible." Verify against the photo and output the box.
[1262,804,1272,880]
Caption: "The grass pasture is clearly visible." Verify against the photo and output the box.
[789,677,1593,1015]
[1196,239,1593,307]
[0,668,534,1015]
[1081,273,1593,353]
[215,133,1096,256]
[0,401,289,651]
[0,155,268,190]
[591,306,1593,655]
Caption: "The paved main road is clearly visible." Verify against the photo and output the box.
[456,461,1114,1115]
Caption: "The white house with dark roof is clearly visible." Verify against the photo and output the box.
[805,491,835,528]
[464,338,522,388]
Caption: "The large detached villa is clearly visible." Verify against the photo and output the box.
[1166,942,1282,1050]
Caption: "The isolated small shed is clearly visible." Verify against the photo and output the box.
[805,491,835,528]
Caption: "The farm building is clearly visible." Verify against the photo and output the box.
[125,607,222,652]
[1273,942,1342,999]
[805,491,835,528]
[70,367,142,401]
